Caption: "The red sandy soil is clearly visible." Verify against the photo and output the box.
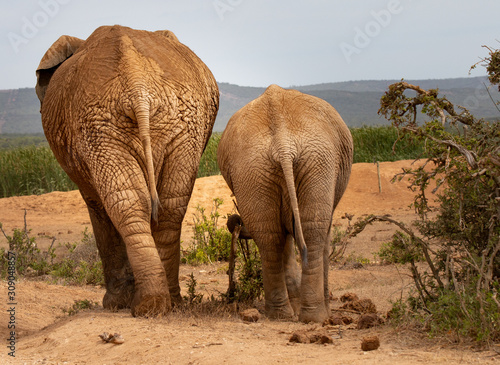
[0,160,498,364]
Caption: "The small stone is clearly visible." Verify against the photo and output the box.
[239,308,260,322]
[361,335,380,351]
[99,332,111,342]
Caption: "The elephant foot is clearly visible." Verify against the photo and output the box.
[170,292,183,307]
[102,277,135,310]
[103,291,134,310]
[298,304,329,323]
[131,292,171,317]
[265,302,294,320]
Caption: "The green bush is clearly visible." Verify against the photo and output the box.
[233,242,263,302]
[183,272,204,304]
[50,229,103,285]
[377,231,425,265]
[0,218,104,286]
[0,216,55,278]
[183,198,232,265]
[375,48,500,345]
[62,299,99,316]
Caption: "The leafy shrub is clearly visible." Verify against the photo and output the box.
[50,229,104,285]
[197,133,221,178]
[377,231,425,265]
[232,239,263,302]
[181,197,263,303]
[183,272,204,305]
[0,216,104,286]
[62,299,99,316]
[0,214,55,278]
[183,198,232,264]
[351,125,425,163]
[374,47,500,344]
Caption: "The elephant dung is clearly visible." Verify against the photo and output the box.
[324,313,353,326]
[289,330,334,344]
[340,292,359,303]
[239,308,261,323]
[361,335,380,351]
[340,298,377,314]
[356,313,384,330]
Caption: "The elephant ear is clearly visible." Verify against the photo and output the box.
[35,35,85,104]
[155,30,178,42]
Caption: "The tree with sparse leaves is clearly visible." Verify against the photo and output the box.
[372,45,500,344]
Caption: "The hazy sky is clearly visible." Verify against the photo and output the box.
[1,0,499,90]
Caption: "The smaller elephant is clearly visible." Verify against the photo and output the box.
[218,85,353,323]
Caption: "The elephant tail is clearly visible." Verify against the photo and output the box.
[280,156,308,268]
[135,101,160,222]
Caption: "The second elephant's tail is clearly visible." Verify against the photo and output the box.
[280,156,308,267]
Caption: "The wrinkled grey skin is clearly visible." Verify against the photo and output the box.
[36,25,219,317]
[217,85,353,323]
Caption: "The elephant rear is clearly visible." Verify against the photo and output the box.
[36,25,219,317]
[218,84,353,323]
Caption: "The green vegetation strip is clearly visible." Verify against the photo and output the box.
[0,126,424,198]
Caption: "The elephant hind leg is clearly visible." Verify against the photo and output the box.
[152,216,184,306]
[152,160,201,307]
[86,198,135,310]
[284,234,301,316]
[254,231,295,320]
[298,221,331,323]
[101,183,171,317]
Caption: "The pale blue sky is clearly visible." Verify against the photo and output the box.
[1,0,499,90]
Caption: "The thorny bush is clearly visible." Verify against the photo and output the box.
[373,45,500,344]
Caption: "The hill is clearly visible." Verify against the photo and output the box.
[0,88,42,134]
[1,77,498,134]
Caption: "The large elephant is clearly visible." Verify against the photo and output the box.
[217,85,353,323]
[36,25,219,317]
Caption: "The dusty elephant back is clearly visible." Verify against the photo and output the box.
[218,84,353,196]
[39,25,219,185]
[41,25,218,131]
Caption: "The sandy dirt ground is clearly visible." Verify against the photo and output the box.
[0,160,498,364]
